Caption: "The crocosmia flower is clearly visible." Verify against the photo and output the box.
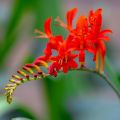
[34,7,112,74]
[88,8,112,72]
[5,8,112,103]
[35,17,63,59]
[49,41,78,76]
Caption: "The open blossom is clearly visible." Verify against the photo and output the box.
[5,7,113,104]
[56,8,95,67]
[34,7,112,76]
[88,8,112,72]
[48,41,78,76]
[35,17,63,59]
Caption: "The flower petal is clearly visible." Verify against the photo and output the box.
[89,8,102,31]
[98,36,110,41]
[87,46,96,54]
[99,41,106,57]
[100,29,112,34]
[95,8,102,15]
[79,50,85,62]
[48,62,60,77]
[66,8,77,30]
[76,16,88,33]
[44,43,52,56]
[69,60,78,69]
[44,17,52,37]
[63,63,69,73]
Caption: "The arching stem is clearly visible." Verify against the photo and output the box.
[73,67,120,98]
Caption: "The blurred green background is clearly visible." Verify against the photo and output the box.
[0,0,120,120]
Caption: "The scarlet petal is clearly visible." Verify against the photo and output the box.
[96,14,102,28]
[98,36,110,41]
[100,29,112,34]
[44,17,52,37]
[89,8,102,31]
[79,50,85,62]
[48,62,60,77]
[68,54,78,61]
[44,43,52,56]
[95,8,102,15]
[76,16,88,32]
[48,66,57,77]
[88,47,95,54]
[66,8,77,30]
[69,60,78,69]
[99,41,106,58]
[48,64,53,74]
[54,35,63,43]
[89,10,94,22]
[63,64,69,73]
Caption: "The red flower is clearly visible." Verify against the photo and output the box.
[89,8,102,32]
[5,8,113,105]
[35,17,63,59]
[68,16,95,67]
[56,9,95,67]
[34,8,112,76]
[66,8,78,31]
[88,8,112,72]
[48,41,78,76]
[48,62,60,77]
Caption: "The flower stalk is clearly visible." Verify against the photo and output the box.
[4,8,116,103]
[75,67,120,98]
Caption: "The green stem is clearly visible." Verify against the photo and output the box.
[6,67,120,104]
[72,67,120,98]
[44,68,120,98]
[44,67,120,98]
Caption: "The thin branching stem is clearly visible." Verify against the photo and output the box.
[44,67,120,98]
[5,67,120,104]
[71,67,120,98]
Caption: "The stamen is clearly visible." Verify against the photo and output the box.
[95,51,99,71]
[35,29,48,38]
[100,56,104,74]
[55,16,67,29]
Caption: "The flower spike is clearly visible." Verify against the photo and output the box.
[5,60,48,104]
[5,8,112,103]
